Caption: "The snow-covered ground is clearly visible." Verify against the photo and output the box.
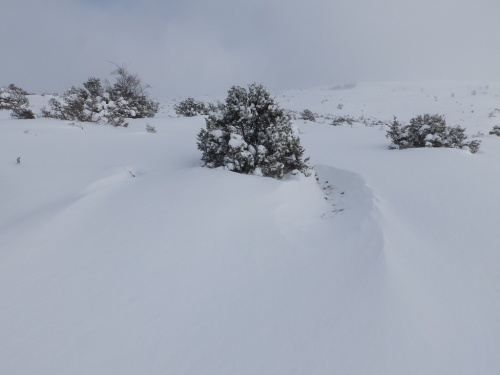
[1,81,499,374]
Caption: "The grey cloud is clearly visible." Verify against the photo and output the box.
[1,0,498,97]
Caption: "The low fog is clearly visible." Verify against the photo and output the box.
[1,0,498,96]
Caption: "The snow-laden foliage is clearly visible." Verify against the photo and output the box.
[331,115,355,126]
[174,97,208,117]
[0,85,35,119]
[41,66,159,127]
[386,114,480,154]
[489,125,500,137]
[299,109,316,122]
[145,123,157,133]
[4,84,32,96]
[197,83,312,179]
[104,65,159,119]
[174,98,224,117]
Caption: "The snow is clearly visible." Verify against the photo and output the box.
[1,81,499,374]
[210,129,223,138]
[228,133,246,148]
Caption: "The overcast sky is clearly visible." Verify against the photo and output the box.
[1,0,498,96]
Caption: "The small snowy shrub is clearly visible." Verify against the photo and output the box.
[11,103,36,119]
[490,125,500,137]
[300,109,316,122]
[197,83,312,179]
[337,103,344,110]
[174,97,208,117]
[104,64,159,119]
[205,101,225,114]
[386,114,480,154]
[146,123,157,133]
[41,65,158,126]
[331,115,355,126]
[5,84,32,96]
[0,85,35,119]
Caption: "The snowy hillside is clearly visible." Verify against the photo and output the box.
[1,81,499,374]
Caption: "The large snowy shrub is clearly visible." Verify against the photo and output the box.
[197,83,312,178]
[41,65,159,126]
[0,85,35,119]
[386,114,480,154]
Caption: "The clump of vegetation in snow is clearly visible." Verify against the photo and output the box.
[197,83,312,179]
[5,84,33,96]
[299,109,316,122]
[0,85,35,119]
[174,97,208,117]
[145,123,157,133]
[331,115,355,126]
[41,64,159,127]
[386,114,480,154]
[489,125,500,137]
[174,97,224,117]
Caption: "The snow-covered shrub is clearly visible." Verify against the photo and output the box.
[300,109,316,122]
[104,64,159,119]
[146,123,157,133]
[331,115,354,126]
[197,83,312,179]
[174,97,208,117]
[386,114,480,154]
[490,125,500,137]
[5,84,32,96]
[206,101,225,114]
[41,65,158,126]
[0,85,35,119]
[11,103,36,119]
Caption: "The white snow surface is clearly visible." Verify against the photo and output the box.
[1,81,500,374]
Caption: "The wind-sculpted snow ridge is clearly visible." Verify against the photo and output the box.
[315,164,376,219]
[312,156,500,374]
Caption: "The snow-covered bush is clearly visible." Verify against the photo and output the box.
[386,114,480,154]
[300,109,316,122]
[174,97,208,117]
[197,83,312,179]
[104,64,159,119]
[41,65,158,126]
[5,84,32,96]
[331,115,355,126]
[146,123,157,133]
[0,85,35,119]
[490,125,500,137]
[206,101,225,114]
[11,103,36,119]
